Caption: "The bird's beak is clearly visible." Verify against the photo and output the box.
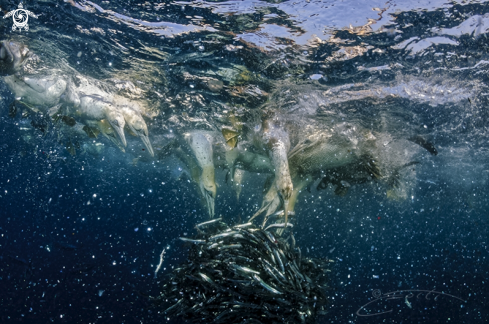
[201,165,217,218]
[110,122,127,147]
[232,168,244,202]
[203,186,215,219]
[278,179,292,229]
[140,133,154,157]
[104,131,125,153]
[199,182,216,219]
[283,199,289,228]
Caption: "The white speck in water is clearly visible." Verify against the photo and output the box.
[93,194,97,198]
[112,261,116,265]
[148,189,153,193]
[373,275,379,279]
[147,227,152,232]
[98,290,105,297]
[140,193,144,197]
[134,227,139,232]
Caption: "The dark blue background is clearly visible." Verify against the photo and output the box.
[1,114,487,324]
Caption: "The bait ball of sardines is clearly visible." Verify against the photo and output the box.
[154,219,331,324]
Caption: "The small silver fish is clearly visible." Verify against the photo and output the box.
[233,222,253,229]
[209,231,239,241]
[252,274,282,294]
[179,237,206,244]
[231,264,260,275]
[195,218,222,228]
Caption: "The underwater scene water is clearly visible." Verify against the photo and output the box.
[1,0,488,323]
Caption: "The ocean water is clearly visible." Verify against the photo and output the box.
[0,0,488,323]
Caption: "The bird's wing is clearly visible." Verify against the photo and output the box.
[3,11,14,18]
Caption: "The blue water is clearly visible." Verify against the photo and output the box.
[1,0,489,323]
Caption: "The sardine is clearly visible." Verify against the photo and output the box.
[231,264,260,275]
[198,272,214,284]
[252,274,282,294]
[179,237,206,244]
[219,244,242,249]
[262,257,287,282]
[163,298,183,313]
[195,217,222,228]
[290,232,296,249]
[231,233,245,240]
[272,248,285,273]
[209,231,239,241]
[262,262,284,285]
[214,309,232,322]
[233,222,253,229]
[233,301,263,309]
[263,231,277,244]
